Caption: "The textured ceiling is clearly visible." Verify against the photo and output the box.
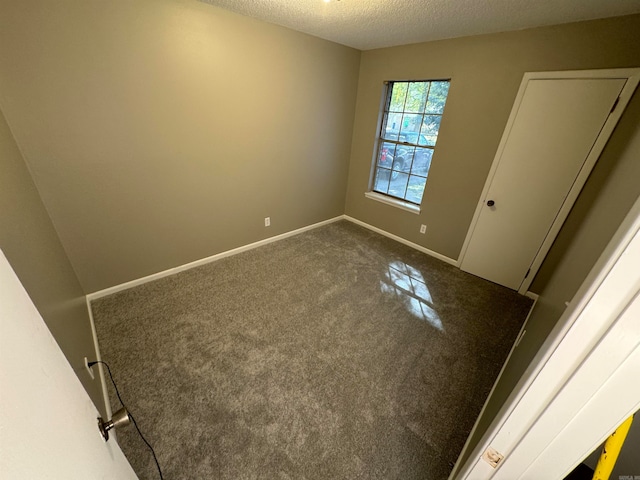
[198,0,640,50]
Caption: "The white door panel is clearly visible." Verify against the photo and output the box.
[456,194,640,480]
[0,250,138,479]
[461,78,625,290]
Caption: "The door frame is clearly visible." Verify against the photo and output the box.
[457,68,640,294]
[452,192,640,480]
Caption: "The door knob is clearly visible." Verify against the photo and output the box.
[487,200,495,207]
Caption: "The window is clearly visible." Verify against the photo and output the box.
[370,80,450,206]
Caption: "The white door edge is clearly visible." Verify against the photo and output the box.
[457,68,640,293]
[453,191,640,480]
[0,250,138,479]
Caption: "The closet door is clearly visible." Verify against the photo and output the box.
[460,75,627,290]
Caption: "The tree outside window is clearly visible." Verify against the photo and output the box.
[372,80,450,205]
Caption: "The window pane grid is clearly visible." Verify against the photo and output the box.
[372,80,449,205]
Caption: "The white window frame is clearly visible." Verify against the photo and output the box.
[366,79,450,213]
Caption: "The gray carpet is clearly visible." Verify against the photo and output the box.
[92,220,532,480]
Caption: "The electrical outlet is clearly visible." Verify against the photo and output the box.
[420,224,427,234]
[84,357,95,380]
[265,217,271,227]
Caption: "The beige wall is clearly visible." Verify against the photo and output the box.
[455,89,640,474]
[0,0,361,292]
[345,14,640,263]
[0,107,105,415]
[2,1,640,470]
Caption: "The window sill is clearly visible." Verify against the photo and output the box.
[364,191,421,214]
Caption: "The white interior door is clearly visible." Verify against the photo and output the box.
[460,74,628,290]
[0,250,138,479]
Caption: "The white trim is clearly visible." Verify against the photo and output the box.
[87,216,344,300]
[87,213,458,309]
[457,68,640,294]
[454,193,640,479]
[517,299,640,479]
[343,215,458,266]
[514,67,640,80]
[524,291,539,301]
[364,191,421,214]
[518,68,640,294]
[85,297,112,423]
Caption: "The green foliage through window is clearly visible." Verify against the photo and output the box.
[372,80,450,205]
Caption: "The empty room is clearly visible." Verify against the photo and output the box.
[1,1,640,479]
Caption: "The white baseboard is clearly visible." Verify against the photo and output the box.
[86,216,345,301]
[88,213,527,304]
[525,291,540,301]
[85,297,112,421]
[343,215,458,266]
